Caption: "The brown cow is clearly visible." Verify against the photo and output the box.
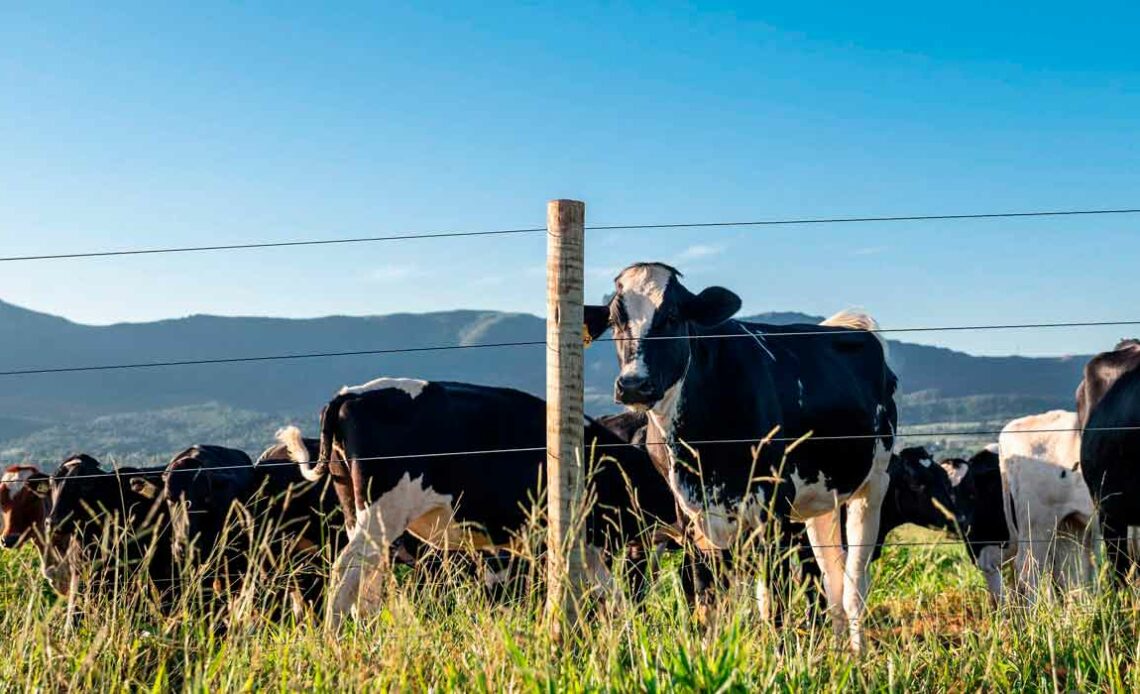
[0,465,50,550]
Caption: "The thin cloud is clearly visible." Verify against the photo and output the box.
[852,246,887,257]
[673,243,726,264]
[365,264,423,282]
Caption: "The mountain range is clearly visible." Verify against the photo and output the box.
[0,299,1090,464]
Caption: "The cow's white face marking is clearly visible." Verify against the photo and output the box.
[341,377,429,399]
[919,456,932,468]
[615,265,673,380]
[0,469,33,496]
[940,461,968,487]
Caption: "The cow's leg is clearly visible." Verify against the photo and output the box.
[328,501,409,625]
[976,545,1005,604]
[804,508,846,638]
[1014,525,1052,603]
[1101,515,1130,585]
[842,467,889,653]
[625,542,650,604]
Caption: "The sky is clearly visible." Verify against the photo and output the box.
[1,2,1138,356]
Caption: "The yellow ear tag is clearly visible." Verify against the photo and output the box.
[583,325,593,348]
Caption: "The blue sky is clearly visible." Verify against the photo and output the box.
[1,2,1138,356]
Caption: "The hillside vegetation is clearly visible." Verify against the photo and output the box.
[0,300,1086,465]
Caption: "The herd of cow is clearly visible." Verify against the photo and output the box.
[3,262,1140,652]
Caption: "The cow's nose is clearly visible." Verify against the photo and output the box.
[1,535,18,549]
[616,374,658,404]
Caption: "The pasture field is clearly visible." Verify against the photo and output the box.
[0,526,1137,692]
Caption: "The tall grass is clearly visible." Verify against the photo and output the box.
[2,523,1139,691]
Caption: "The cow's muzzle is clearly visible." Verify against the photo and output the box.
[615,374,661,406]
[1,534,18,549]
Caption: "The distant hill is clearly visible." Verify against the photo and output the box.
[0,299,1087,463]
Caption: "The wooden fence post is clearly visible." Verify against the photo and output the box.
[545,198,586,639]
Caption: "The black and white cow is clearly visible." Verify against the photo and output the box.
[583,263,897,650]
[44,455,173,600]
[940,446,1010,600]
[1077,339,1140,582]
[278,377,679,623]
[874,447,959,554]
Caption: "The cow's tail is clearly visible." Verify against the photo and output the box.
[821,308,888,360]
[276,425,326,482]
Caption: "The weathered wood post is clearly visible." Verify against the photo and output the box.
[545,198,586,639]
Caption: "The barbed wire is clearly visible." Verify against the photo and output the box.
[3,207,1138,264]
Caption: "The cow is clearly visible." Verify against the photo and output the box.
[878,447,960,550]
[44,455,173,601]
[998,410,1094,600]
[277,377,679,624]
[1077,339,1140,582]
[583,262,897,651]
[940,446,1011,601]
[154,445,255,565]
[129,443,349,615]
[1,465,50,551]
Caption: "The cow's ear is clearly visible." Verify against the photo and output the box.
[130,477,160,500]
[685,287,741,327]
[584,305,611,342]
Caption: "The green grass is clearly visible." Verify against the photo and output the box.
[2,526,1140,692]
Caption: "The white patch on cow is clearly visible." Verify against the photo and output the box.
[615,264,672,309]
[796,379,805,407]
[789,469,838,521]
[940,461,969,487]
[620,357,649,379]
[998,409,1093,599]
[820,308,888,359]
[0,469,33,496]
[354,473,453,542]
[919,456,932,468]
[340,377,428,399]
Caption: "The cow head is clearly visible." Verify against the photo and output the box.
[938,457,975,529]
[1076,339,1140,427]
[43,454,112,594]
[890,447,961,531]
[0,465,50,549]
[584,263,741,409]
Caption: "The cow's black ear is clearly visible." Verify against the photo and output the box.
[584,305,611,342]
[686,286,741,327]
